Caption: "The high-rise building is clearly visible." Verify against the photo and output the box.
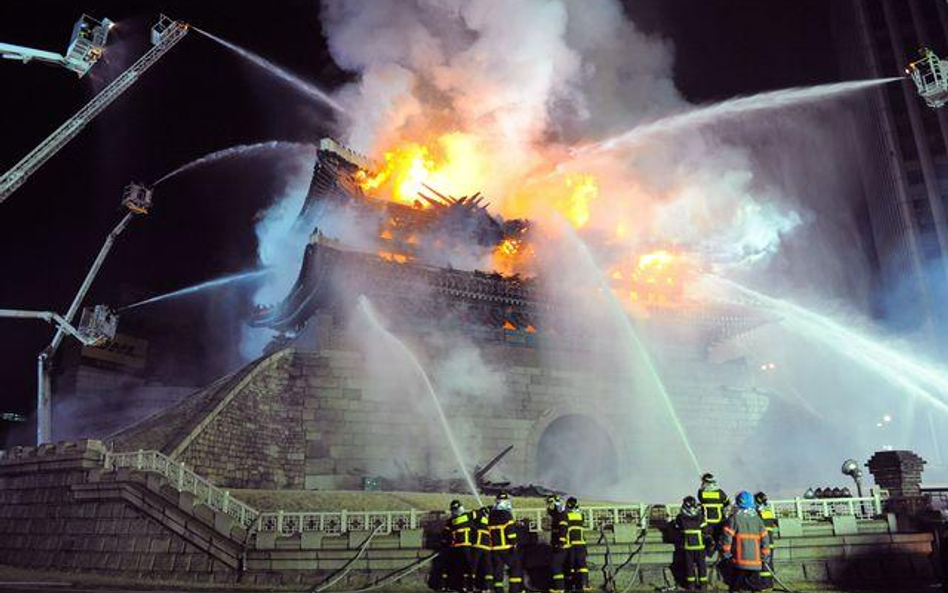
[833,0,948,340]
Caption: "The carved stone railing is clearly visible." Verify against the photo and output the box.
[105,449,259,529]
[0,443,885,539]
[255,509,421,536]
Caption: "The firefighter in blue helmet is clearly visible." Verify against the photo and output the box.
[721,491,772,593]
[547,494,570,593]
[564,497,590,592]
[489,492,524,593]
[673,496,709,591]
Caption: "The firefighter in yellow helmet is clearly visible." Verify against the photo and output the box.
[755,492,778,590]
[564,497,590,592]
[697,473,730,552]
[489,492,524,593]
[546,494,570,593]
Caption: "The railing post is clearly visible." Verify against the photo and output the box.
[410,509,417,530]
[847,499,855,517]
[794,498,803,520]
[136,449,143,470]
[178,462,185,490]
[341,510,348,533]
[103,450,111,470]
[223,490,230,514]
[277,510,284,536]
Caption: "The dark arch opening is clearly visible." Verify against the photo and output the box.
[536,414,618,495]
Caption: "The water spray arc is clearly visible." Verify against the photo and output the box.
[193,28,347,115]
[574,77,901,157]
[154,141,316,186]
[356,296,483,505]
[119,270,271,312]
[706,275,948,416]
[567,231,701,475]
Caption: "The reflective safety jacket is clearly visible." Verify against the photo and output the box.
[758,506,778,577]
[759,506,778,539]
[673,512,708,551]
[549,509,570,549]
[697,487,730,525]
[473,509,493,550]
[488,508,519,550]
[565,510,586,546]
[446,511,475,548]
[721,509,772,571]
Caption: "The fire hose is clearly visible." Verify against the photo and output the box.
[321,551,440,593]
[309,524,384,593]
[766,558,801,593]
[598,506,652,593]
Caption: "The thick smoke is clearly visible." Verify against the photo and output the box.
[248,0,948,499]
[320,0,805,271]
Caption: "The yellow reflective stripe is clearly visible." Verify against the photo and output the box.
[509,577,523,583]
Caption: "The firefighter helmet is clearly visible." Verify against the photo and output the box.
[754,492,768,507]
[682,496,700,516]
[450,500,464,516]
[546,494,563,511]
[566,496,579,510]
[736,491,755,510]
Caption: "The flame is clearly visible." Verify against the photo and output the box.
[559,174,598,228]
[358,133,487,207]
[611,249,693,305]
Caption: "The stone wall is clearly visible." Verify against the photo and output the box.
[179,353,305,490]
[0,441,243,583]
[147,344,771,493]
[0,441,936,587]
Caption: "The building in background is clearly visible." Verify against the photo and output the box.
[833,0,948,342]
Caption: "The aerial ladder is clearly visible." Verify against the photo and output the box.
[906,47,948,109]
[0,14,114,77]
[0,15,189,204]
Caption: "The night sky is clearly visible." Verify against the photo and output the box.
[0,2,836,425]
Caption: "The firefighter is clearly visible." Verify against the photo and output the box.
[489,492,524,593]
[564,497,590,593]
[546,494,570,593]
[755,492,777,590]
[720,491,772,593]
[442,500,476,592]
[474,506,494,592]
[697,473,730,551]
[673,496,709,591]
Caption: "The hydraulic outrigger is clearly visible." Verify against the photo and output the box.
[0,15,189,204]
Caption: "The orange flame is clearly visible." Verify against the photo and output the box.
[611,249,692,305]
[559,174,598,228]
[358,133,487,207]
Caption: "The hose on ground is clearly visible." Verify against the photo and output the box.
[321,551,440,593]
[309,524,384,593]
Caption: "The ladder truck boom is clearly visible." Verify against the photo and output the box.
[0,14,113,77]
[0,15,189,205]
